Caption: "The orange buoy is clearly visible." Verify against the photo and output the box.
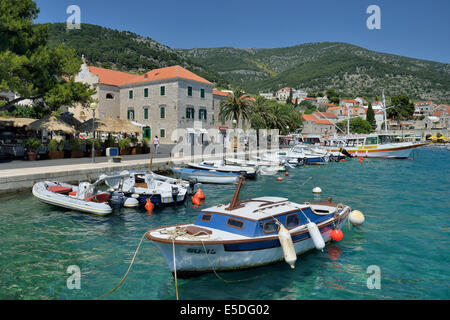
[330,229,343,241]
[277,177,283,181]
[145,198,154,213]
[285,172,289,176]
[195,187,205,200]
[340,159,346,162]
[192,195,202,205]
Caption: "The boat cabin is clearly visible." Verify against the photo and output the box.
[194,196,338,238]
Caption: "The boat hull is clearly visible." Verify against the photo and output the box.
[328,142,427,159]
[148,208,349,277]
[171,167,239,184]
[32,182,112,216]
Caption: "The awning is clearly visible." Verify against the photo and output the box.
[186,128,195,133]
[198,129,208,134]
[131,121,145,128]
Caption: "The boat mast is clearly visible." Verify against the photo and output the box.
[347,104,350,136]
[225,174,245,211]
[382,89,388,133]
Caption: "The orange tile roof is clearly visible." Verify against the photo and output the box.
[315,119,333,125]
[432,110,443,116]
[343,99,358,103]
[124,65,212,85]
[302,114,318,121]
[327,106,340,111]
[213,90,229,97]
[314,111,337,119]
[304,97,317,101]
[88,66,137,86]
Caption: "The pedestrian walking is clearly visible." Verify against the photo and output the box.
[153,135,159,154]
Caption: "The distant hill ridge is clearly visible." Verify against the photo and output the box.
[178,43,450,102]
[45,23,450,102]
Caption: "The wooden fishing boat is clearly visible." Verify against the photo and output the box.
[147,176,351,277]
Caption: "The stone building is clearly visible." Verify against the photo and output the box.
[72,60,219,143]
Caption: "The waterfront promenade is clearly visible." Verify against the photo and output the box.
[0,145,281,195]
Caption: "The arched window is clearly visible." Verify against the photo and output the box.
[106,93,114,99]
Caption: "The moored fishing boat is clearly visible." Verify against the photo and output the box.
[171,167,240,184]
[187,160,257,178]
[146,176,352,277]
[324,133,428,158]
[118,172,189,207]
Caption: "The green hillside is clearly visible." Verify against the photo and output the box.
[179,43,450,102]
[45,23,228,87]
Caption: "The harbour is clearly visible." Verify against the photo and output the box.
[0,146,448,300]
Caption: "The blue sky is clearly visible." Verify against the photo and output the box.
[35,0,450,63]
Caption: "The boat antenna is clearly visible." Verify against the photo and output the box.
[225,174,246,211]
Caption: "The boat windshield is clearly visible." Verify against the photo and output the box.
[379,135,397,144]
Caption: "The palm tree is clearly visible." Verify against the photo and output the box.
[219,88,254,128]
[250,96,276,147]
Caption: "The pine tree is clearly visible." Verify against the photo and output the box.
[366,102,377,131]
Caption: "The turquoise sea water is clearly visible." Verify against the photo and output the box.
[0,146,448,300]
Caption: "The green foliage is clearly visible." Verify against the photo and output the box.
[47,139,62,152]
[87,138,100,149]
[219,88,254,127]
[388,94,414,119]
[366,103,377,130]
[336,117,373,134]
[119,138,131,150]
[104,136,117,148]
[181,42,450,103]
[0,0,95,111]
[45,23,229,88]
[22,137,42,152]
[141,137,150,147]
[69,137,82,151]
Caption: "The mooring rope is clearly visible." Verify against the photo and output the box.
[95,232,147,300]
[172,239,179,301]
[200,240,262,283]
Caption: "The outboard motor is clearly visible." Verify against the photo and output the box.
[188,178,198,195]
[171,186,180,202]
[110,190,126,210]
[340,148,353,158]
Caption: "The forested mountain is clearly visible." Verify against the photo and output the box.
[45,23,228,86]
[45,23,450,102]
[179,43,450,102]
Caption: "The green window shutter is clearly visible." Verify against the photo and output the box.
[201,88,205,98]
[144,88,148,97]
[160,129,165,138]
[160,86,165,96]
[129,90,133,99]
[188,86,192,96]
[160,106,165,119]
[144,108,148,119]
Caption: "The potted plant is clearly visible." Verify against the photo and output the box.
[142,137,150,153]
[130,136,138,154]
[23,137,42,161]
[47,139,64,159]
[70,138,84,158]
[119,138,131,155]
[86,138,102,157]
